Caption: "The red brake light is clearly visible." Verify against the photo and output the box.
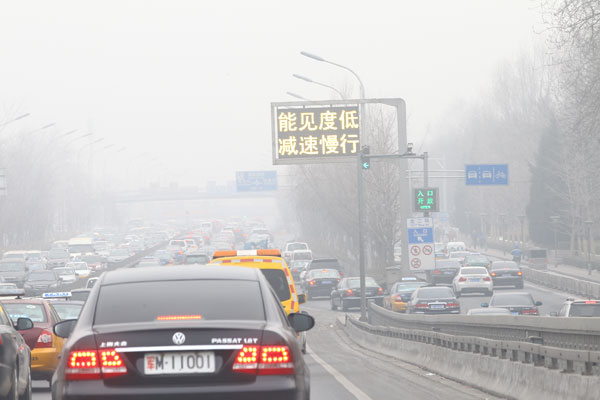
[415,303,428,308]
[446,303,459,308]
[233,345,293,375]
[346,289,354,296]
[156,315,203,321]
[458,277,467,282]
[585,301,597,304]
[36,329,53,349]
[521,309,538,315]
[490,272,496,277]
[483,277,491,281]
[433,270,440,274]
[377,287,383,294]
[309,280,316,286]
[66,349,127,380]
[517,271,523,276]
[393,294,403,302]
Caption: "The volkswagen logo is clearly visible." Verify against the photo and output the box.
[172,332,186,345]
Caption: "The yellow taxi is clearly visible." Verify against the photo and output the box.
[383,278,428,313]
[0,297,64,381]
[210,249,306,314]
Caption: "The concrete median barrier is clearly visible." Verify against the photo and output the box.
[339,316,600,400]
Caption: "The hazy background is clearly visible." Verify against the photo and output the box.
[0,0,542,188]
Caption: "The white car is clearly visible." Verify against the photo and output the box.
[66,262,91,278]
[53,267,77,283]
[282,242,309,260]
[452,266,493,297]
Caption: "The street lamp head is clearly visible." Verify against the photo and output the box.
[293,74,313,83]
[300,51,325,62]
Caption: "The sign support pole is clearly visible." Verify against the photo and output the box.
[357,152,367,321]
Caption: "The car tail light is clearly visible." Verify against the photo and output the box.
[490,272,496,277]
[36,329,53,349]
[517,271,523,276]
[483,277,491,281]
[66,349,127,380]
[393,294,403,302]
[415,303,428,308]
[447,303,460,308]
[233,345,293,375]
[346,289,354,297]
[377,287,383,294]
[309,280,316,286]
[458,277,467,282]
[585,300,597,304]
[433,270,440,275]
[521,309,538,315]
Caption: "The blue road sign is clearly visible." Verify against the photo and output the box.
[407,227,434,244]
[465,164,509,185]
[236,171,278,192]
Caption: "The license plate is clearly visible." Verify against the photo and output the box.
[430,304,445,309]
[469,278,481,282]
[144,352,215,375]
[511,312,519,316]
[321,280,332,284]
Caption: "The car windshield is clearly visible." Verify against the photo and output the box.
[54,268,75,276]
[52,303,83,320]
[28,271,56,281]
[461,267,488,275]
[288,243,308,251]
[569,303,600,317]
[2,303,47,323]
[47,250,68,259]
[309,269,340,279]
[347,278,378,288]
[416,287,454,299]
[0,262,24,272]
[95,280,265,324]
[185,255,209,264]
[393,282,427,292]
[490,294,534,307]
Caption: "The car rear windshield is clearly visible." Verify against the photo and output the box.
[2,303,47,323]
[569,303,600,317]
[416,287,454,299]
[393,283,427,293]
[288,243,308,251]
[28,271,56,281]
[260,269,291,301]
[491,262,518,270]
[0,262,25,272]
[461,267,488,275]
[71,291,90,302]
[347,278,378,289]
[311,259,341,269]
[185,255,209,264]
[490,294,534,306]
[52,303,83,320]
[529,250,547,258]
[309,269,340,279]
[94,280,265,325]
[436,261,460,268]
[293,252,312,261]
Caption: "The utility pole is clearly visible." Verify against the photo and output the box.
[550,216,560,267]
[585,220,593,275]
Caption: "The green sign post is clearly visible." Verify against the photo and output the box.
[413,188,439,213]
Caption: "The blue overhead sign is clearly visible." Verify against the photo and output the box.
[465,164,509,185]
[236,171,278,192]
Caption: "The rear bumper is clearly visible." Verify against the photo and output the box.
[455,282,493,293]
[55,374,306,400]
[413,309,460,314]
[342,296,384,307]
[390,301,407,312]
[492,277,522,286]
[306,286,335,297]
[31,347,60,379]
[430,274,455,284]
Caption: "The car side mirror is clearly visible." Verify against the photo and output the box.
[16,317,33,331]
[288,312,315,332]
[550,312,558,317]
[480,303,489,308]
[297,293,306,304]
[535,301,543,306]
[54,319,77,339]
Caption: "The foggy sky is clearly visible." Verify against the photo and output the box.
[0,0,541,188]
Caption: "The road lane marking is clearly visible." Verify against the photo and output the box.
[306,344,373,400]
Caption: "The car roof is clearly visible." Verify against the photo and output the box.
[102,265,261,285]
[1,298,46,304]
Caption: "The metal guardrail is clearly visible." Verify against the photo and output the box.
[351,313,600,375]
[521,265,600,299]
[367,302,600,351]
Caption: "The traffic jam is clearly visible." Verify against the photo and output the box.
[0,219,597,400]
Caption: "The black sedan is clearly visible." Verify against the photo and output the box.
[405,286,460,314]
[429,259,461,284]
[483,292,542,315]
[330,277,384,311]
[489,261,523,289]
[0,291,34,400]
[51,266,314,400]
[302,268,340,299]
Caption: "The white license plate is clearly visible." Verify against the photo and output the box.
[144,352,215,375]
[511,312,519,316]
[430,304,445,309]
[469,278,481,282]
[321,280,332,284]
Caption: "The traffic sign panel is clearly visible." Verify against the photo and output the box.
[236,171,278,192]
[410,246,421,256]
[408,228,434,244]
[465,164,509,185]
[422,245,433,255]
[411,258,421,269]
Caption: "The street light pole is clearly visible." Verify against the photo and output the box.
[292,74,345,99]
[518,215,526,245]
[500,213,507,255]
[585,220,593,275]
[550,216,560,267]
